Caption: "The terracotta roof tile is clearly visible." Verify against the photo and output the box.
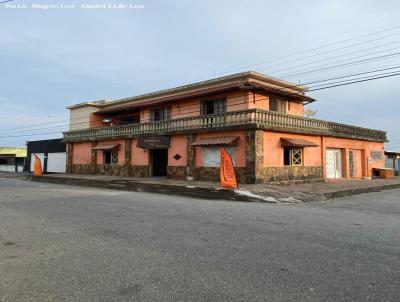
[281,138,318,148]
[191,136,239,146]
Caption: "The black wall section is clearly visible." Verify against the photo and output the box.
[25,139,66,172]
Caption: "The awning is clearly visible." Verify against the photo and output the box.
[92,144,120,150]
[191,136,239,146]
[281,138,318,148]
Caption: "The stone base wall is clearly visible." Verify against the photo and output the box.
[71,164,149,177]
[167,166,187,180]
[71,164,92,175]
[71,164,322,184]
[193,167,247,183]
[257,166,323,184]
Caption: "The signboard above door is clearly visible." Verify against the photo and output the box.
[137,135,170,149]
[371,150,383,160]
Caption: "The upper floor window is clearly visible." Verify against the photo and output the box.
[201,99,227,115]
[269,96,287,113]
[119,114,140,125]
[151,107,171,122]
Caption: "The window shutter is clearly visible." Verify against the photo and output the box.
[270,97,278,112]
[201,101,205,115]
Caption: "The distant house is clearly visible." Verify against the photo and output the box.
[63,71,387,184]
[0,147,26,172]
[26,139,66,173]
[385,151,400,175]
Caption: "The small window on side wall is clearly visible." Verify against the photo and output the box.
[269,96,287,113]
[284,148,303,166]
[151,107,171,122]
[201,99,227,115]
[104,150,118,164]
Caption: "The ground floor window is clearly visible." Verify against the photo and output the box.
[203,146,236,167]
[104,150,118,164]
[284,148,303,166]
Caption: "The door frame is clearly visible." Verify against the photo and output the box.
[326,148,343,179]
[149,148,168,177]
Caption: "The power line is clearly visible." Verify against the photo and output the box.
[310,70,400,89]
[268,40,400,75]
[1,72,394,139]
[280,51,400,78]
[220,26,400,75]
[303,65,400,85]
[155,26,400,93]
[309,72,400,91]
[1,64,399,137]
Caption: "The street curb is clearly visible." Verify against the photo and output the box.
[24,175,400,203]
[27,175,277,203]
[322,183,400,200]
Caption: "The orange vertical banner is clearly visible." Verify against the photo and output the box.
[33,155,43,176]
[220,147,238,189]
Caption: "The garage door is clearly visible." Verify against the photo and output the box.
[47,152,66,173]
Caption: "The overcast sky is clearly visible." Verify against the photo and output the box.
[1,0,399,149]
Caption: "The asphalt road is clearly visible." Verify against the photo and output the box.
[0,178,399,302]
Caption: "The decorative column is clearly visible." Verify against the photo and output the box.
[343,148,350,178]
[245,129,264,184]
[66,143,74,174]
[186,134,195,181]
[90,141,97,174]
[124,139,132,176]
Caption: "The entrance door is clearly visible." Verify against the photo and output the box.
[349,150,356,178]
[151,149,168,177]
[326,149,342,179]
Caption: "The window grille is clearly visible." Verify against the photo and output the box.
[284,148,303,166]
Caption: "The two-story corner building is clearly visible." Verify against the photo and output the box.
[63,71,387,184]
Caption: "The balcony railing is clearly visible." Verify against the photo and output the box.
[63,109,387,142]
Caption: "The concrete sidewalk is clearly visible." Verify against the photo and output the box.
[15,173,400,203]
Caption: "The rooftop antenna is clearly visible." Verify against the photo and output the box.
[304,108,317,118]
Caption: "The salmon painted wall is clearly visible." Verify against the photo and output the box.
[263,131,322,167]
[89,113,108,128]
[87,90,305,128]
[289,101,304,116]
[322,137,384,178]
[131,139,149,165]
[226,91,248,112]
[140,109,151,123]
[168,135,187,166]
[95,140,125,165]
[194,130,246,167]
[251,92,304,116]
[72,142,92,164]
[263,131,385,178]
[138,91,249,123]
[248,92,269,110]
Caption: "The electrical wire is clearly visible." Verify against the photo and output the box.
[280,51,400,78]
[309,72,400,91]
[1,64,400,137]
[268,41,400,75]
[219,26,400,75]
[2,71,396,139]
